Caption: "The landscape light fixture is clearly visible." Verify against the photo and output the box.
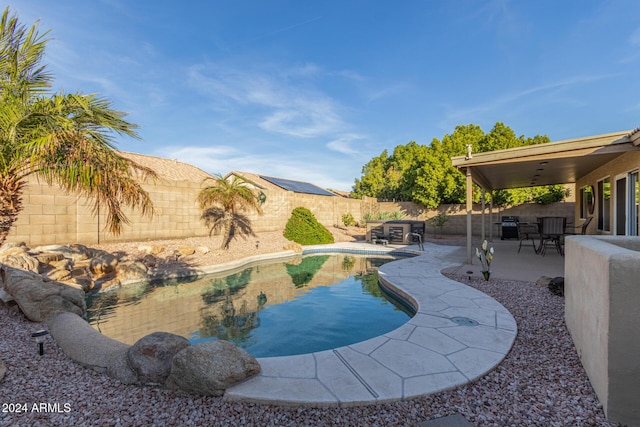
[31,330,49,356]
[466,270,473,281]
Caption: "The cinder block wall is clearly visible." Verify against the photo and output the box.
[8,176,211,246]
[377,201,575,237]
[565,236,640,426]
[7,175,575,247]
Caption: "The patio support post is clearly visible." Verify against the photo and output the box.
[489,192,494,241]
[466,167,473,265]
[481,188,486,243]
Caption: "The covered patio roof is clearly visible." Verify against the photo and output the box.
[450,128,640,264]
[451,130,638,191]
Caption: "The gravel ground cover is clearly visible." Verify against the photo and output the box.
[0,233,618,426]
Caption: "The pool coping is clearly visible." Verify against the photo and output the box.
[222,242,518,407]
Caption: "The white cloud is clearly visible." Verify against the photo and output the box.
[326,134,364,155]
[187,63,346,138]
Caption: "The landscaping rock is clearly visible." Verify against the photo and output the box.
[177,246,195,256]
[46,268,72,282]
[47,312,133,380]
[34,252,65,264]
[0,244,39,272]
[31,244,91,262]
[536,276,552,288]
[127,332,190,385]
[196,246,210,255]
[138,245,164,255]
[65,276,94,292]
[116,261,149,282]
[1,266,86,322]
[548,276,565,296]
[90,250,118,276]
[283,242,303,253]
[0,358,5,383]
[166,340,260,396]
[141,254,156,268]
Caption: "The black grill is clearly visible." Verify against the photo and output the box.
[500,216,519,240]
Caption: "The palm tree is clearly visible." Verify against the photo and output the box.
[0,8,155,245]
[197,174,263,249]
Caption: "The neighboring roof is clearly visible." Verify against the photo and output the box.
[119,152,213,182]
[228,171,336,196]
[260,175,336,197]
[628,127,640,145]
[329,189,353,198]
[451,130,640,190]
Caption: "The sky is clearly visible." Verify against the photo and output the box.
[10,0,640,191]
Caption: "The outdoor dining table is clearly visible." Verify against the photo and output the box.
[537,217,567,256]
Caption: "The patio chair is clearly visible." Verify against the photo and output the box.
[516,222,540,253]
[371,226,388,245]
[538,217,566,256]
[564,216,593,235]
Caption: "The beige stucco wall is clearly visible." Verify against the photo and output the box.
[565,235,640,426]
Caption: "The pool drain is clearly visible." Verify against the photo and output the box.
[449,316,479,327]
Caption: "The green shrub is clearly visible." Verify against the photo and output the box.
[342,213,356,227]
[283,207,335,245]
[286,255,329,287]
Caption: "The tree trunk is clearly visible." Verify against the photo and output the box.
[0,176,26,246]
[221,215,234,250]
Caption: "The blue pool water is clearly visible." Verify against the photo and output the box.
[86,253,414,357]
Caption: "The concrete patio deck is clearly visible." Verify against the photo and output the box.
[224,240,533,407]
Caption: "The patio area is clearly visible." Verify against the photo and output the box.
[441,237,564,283]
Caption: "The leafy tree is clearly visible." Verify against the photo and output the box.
[353,150,389,199]
[353,122,565,208]
[0,7,155,245]
[198,174,263,249]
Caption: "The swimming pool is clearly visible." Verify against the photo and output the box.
[86,253,414,357]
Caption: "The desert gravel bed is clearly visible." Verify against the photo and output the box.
[0,236,618,426]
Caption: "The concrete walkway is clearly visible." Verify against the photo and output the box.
[224,242,518,407]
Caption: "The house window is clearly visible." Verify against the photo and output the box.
[597,177,611,232]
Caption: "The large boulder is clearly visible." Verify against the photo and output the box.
[116,261,149,283]
[0,243,39,272]
[127,332,190,385]
[166,340,260,396]
[90,250,118,276]
[548,276,565,296]
[30,244,92,262]
[1,266,86,322]
[47,312,137,384]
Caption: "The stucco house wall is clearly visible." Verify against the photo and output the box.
[575,150,640,234]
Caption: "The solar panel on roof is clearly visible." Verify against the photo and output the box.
[260,175,336,197]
